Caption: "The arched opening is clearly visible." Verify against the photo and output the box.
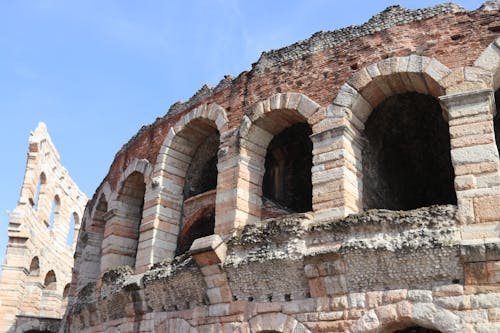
[62,283,70,298]
[262,122,312,216]
[66,212,79,246]
[47,195,60,229]
[29,256,40,276]
[77,195,107,290]
[112,171,145,268]
[183,130,219,199]
[363,92,456,210]
[176,206,215,256]
[43,270,56,290]
[494,89,500,155]
[170,117,220,256]
[393,327,441,333]
[31,172,46,208]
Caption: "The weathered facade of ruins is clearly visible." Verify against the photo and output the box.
[0,123,87,333]
[61,2,500,333]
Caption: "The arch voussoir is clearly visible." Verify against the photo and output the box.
[349,301,466,333]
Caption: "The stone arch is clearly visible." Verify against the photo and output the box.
[234,312,311,333]
[237,93,322,223]
[43,270,56,290]
[152,103,228,261]
[328,55,455,212]
[72,183,111,295]
[101,159,151,272]
[474,37,500,91]
[475,39,500,166]
[348,301,466,333]
[154,317,198,333]
[29,256,40,276]
[335,55,450,127]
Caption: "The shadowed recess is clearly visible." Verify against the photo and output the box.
[263,122,312,214]
[363,92,456,210]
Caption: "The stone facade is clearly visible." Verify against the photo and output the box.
[63,2,500,333]
[0,123,87,333]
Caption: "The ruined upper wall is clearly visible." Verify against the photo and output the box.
[94,1,500,197]
[0,123,87,333]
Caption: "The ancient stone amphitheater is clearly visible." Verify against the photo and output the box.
[3,2,500,333]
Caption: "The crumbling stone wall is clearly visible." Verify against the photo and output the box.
[64,2,500,333]
[0,123,87,333]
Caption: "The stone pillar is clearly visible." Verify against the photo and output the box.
[190,234,232,304]
[310,124,364,222]
[440,89,500,236]
[215,130,260,236]
[100,208,140,272]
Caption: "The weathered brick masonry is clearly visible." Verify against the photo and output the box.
[63,2,500,333]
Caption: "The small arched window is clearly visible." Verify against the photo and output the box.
[29,256,40,276]
[31,172,46,208]
[48,195,61,229]
[66,212,80,246]
[62,283,70,298]
[43,270,57,290]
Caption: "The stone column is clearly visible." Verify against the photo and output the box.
[100,207,140,272]
[215,130,260,236]
[310,124,364,222]
[440,89,500,237]
[189,234,232,305]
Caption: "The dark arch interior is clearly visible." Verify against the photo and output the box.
[118,171,146,267]
[176,207,215,256]
[44,270,56,290]
[183,131,219,199]
[394,327,441,333]
[363,92,456,210]
[29,256,39,276]
[263,122,312,213]
[494,89,500,155]
[62,283,70,298]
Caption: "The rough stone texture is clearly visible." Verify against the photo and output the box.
[0,123,87,333]
[16,2,499,333]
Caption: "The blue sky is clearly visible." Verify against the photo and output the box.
[0,0,487,269]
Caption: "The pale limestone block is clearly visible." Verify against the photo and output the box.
[455,175,476,191]
[283,93,302,110]
[474,38,500,73]
[474,195,500,223]
[350,309,379,333]
[347,67,372,91]
[424,58,452,83]
[297,94,321,118]
[451,144,499,165]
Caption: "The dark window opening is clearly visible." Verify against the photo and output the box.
[183,132,219,199]
[29,256,40,276]
[394,327,441,333]
[494,89,500,155]
[263,122,312,213]
[44,270,57,290]
[363,92,456,210]
[63,283,70,298]
[175,207,215,256]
